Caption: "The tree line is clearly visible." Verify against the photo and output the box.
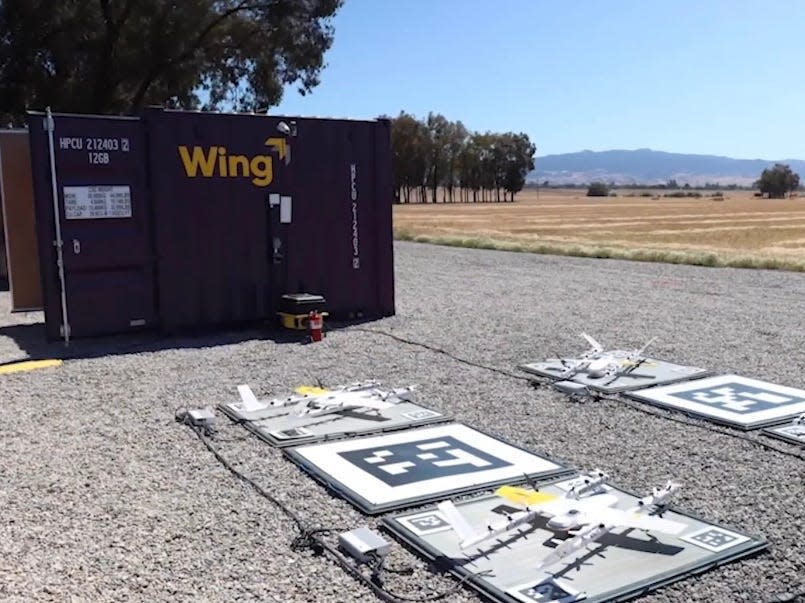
[388,112,536,204]
[756,164,800,198]
[0,0,341,124]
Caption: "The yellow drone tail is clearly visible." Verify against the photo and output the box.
[495,485,558,507]
[294,385,329,396]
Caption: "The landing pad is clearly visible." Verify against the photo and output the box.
[284,423,572,514]
[218,390,449,447]
[625,374,805,430]
[519,353,710,394]
[383,476,766,603]
[762,421,805,446]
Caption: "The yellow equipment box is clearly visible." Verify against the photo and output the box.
[278,311,329,330]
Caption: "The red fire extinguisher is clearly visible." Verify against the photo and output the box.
[308,310,323,342]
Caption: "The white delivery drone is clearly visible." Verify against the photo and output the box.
[237,381,417,418]
[437,472,684,571]
[549,333,656,384]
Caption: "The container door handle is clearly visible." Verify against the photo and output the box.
[280,196,292,223]
[72,239,81,254]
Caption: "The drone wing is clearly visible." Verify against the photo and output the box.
[352,398,396,411]
[589,507,686,535]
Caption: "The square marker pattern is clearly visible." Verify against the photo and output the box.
[673,383,805,414]
[682,527,749,552]
[339,436,511,487]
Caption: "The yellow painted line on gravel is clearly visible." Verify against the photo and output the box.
[0,359,63,375]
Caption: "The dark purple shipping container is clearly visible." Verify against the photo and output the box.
[27,109,395,339]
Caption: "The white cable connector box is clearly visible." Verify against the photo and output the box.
[552,380,589,397]
[187,407,216,429]
[338,527,391,562]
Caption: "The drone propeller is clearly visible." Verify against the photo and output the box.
[625,357,648,373]
[547,354,571,367]
[636,336,657,357]
[523,472,541,492]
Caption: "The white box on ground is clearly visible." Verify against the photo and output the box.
[187,407,216,429]
[338,527,391,562]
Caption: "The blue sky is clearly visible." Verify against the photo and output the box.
[273,0,805,159]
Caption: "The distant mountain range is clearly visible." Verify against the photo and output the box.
[529,149,805,186]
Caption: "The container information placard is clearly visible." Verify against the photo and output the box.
[64,185,132,219]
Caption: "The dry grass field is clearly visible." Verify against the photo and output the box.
[393,188,805,271]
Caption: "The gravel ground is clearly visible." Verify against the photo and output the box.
[1,241,803,603]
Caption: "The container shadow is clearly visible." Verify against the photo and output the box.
[0,317,384,364]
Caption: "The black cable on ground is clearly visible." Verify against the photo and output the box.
[351,326,805,462]
[350,327,533,382]
[175,410,482,603]
[176,408,308,531]
[174,331,802,602]
[594,393,805,462]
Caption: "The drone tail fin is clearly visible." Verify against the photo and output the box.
[237,384,263,412]
[581,332,604,353]
[437,501,477,544]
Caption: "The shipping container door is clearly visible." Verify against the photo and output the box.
[28,114,155,338]
[283,118,394,318]
[145,109,275,331]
